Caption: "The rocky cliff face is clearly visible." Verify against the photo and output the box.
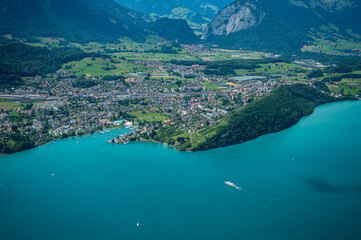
[204,0,264,38]
[203,0,360,52]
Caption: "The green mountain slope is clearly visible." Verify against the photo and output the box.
[0,0,150,42]
[0,43,90,88]
[115,0,232,33]
[153,18,199,44]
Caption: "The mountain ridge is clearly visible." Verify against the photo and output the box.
[203,0,361,52]
[0,0,151,42]
[153,18,199,44]
[115,0,232,33]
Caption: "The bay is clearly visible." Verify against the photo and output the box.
[1,101,361,240]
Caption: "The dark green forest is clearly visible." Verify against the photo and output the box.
[153,18,199,44]
[203,58,282,75]
[195,84,336,151]
[0,132,35,154]
[0,0,149,43]
[0,43,90,88]
[323,74,361,82]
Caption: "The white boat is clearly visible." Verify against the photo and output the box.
[225,181,241,190]
[104,130,110,133]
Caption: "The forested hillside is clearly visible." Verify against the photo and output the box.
[0,43,90,88]
[115,0,231,32]
[195,84,336,151]
[0,0,149,42]
[153,18,200,44]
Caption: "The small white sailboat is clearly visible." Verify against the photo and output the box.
[136,222,139,227]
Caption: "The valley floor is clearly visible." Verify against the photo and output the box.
[1,38,361,154]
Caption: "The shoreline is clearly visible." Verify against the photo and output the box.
[2,100,360,157]
[110,137,181,151]
[108,99,361,152]
[0,126,125,156]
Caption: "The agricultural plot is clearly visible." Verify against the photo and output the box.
[0,101,23,110]
[329,85,361,95]
[302,34,361,56]
[201,82,228,90]
[235,62,307,75]
[129,110,168,122]
[62,58,145,76]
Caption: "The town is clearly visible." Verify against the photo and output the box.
[1,42,360,153]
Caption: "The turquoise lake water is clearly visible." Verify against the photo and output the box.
[1,101,361,240]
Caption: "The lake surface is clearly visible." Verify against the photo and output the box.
[1,101,361,240]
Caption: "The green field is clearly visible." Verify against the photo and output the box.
[201,82,227,90]
[0,100,43,110]
[302,33,361,56]
[188,48,267,62]
[284,77,307,82]
[172,122,225,149]
[25,37,82,48]
[112,52,197,62]
[235,62,307,75]
[24,34,272,63]
[0,101,23,110]
[62,57,146,76]
[130,110,168,122]
[322,70,361,96]
[329,85,361,95]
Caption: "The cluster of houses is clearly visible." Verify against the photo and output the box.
[1,58,295,149]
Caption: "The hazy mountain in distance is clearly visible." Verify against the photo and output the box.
[115,0,232,33]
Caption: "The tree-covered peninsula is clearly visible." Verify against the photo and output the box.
[194,84,336,151]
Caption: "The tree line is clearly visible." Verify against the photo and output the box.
[0,43,94,88]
